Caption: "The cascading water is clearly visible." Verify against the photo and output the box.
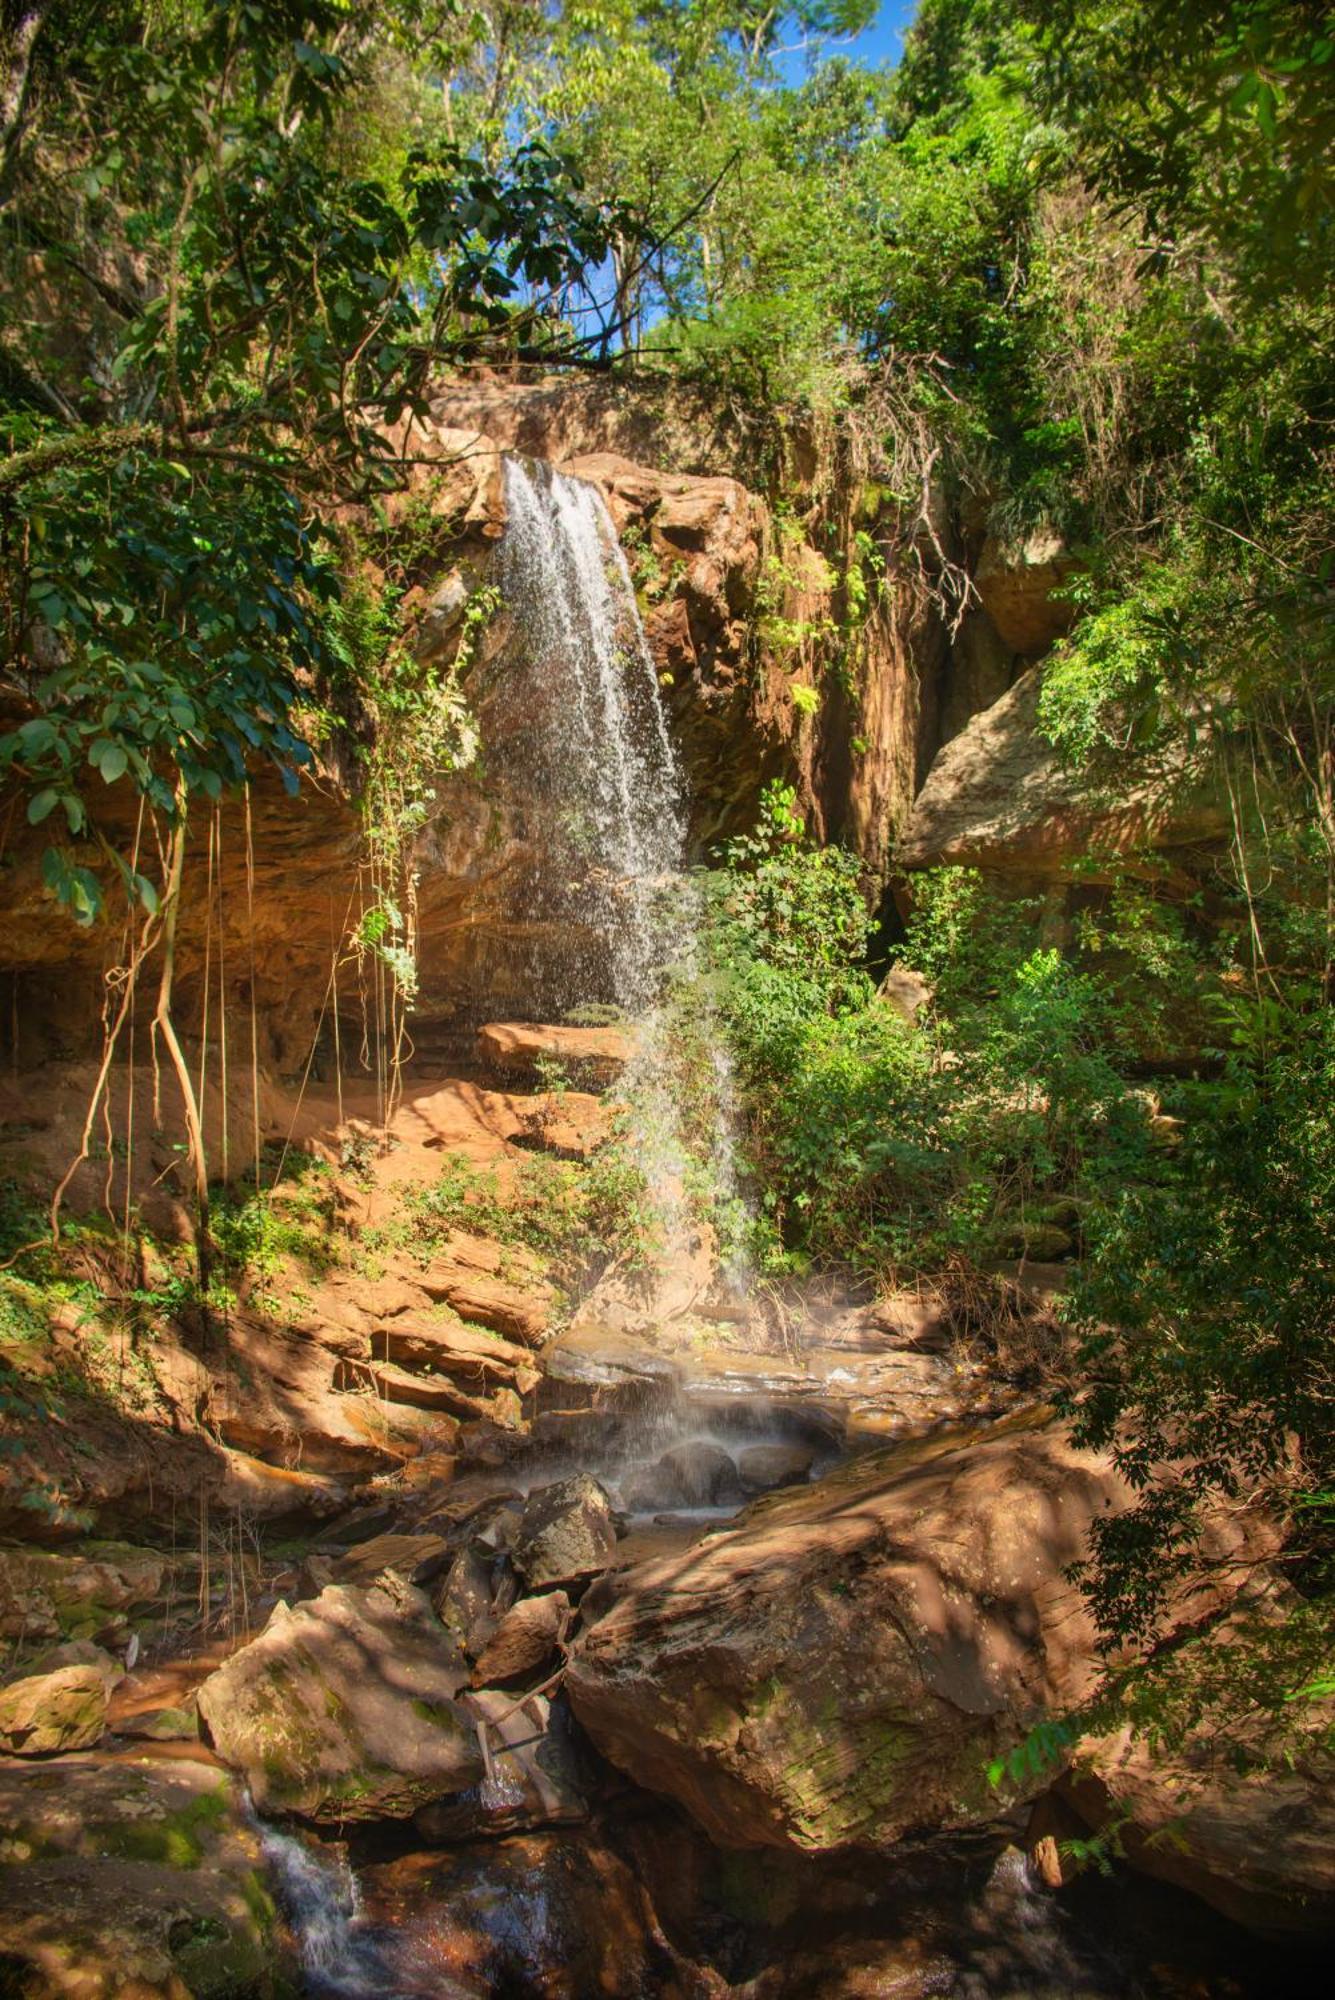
[497,456,684,1018]
[258,1822,393,1996]
[496,457,748,1285]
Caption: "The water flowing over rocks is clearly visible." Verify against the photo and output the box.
[0,374,1320,1993]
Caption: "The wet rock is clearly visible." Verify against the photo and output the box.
[196,1576,484,1824]
[475,1020,632,1089]
[622,1441,740,1513]
[567,1417,1275,1854]
[511,1474,618,1590]
[737,1443,815,1494]
[658,1440,741,1507]
[0,1662,113,1755]
[475,1503,524,1553]
[329,1531,453,1590]
[358,1825,668,1995]
[472,1590,570,1688]
[0,1755,273,1997]
[413,1690,588,1841]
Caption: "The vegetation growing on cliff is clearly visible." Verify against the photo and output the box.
[1,0,1331,1818]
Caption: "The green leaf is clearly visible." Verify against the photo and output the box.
[26,788,60,825]
[16,718,59,761]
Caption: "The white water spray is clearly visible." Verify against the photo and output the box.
[497,457,749,1285]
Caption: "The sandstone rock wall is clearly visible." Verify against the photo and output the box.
[0,370,1085,1070]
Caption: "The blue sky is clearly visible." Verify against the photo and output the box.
[772,2,920,85]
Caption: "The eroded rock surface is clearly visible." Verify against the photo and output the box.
[196,1577,483,1823]
[511,1474,618,1591]
[567,1418,1270,1854]
[0,1756,274,1998]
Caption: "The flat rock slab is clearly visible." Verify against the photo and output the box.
[0,1755,273,1996]
[196,1577,484,1824]
[418,1230,555,1346]
[476,1021,632,1089]
[329,1532,453,1591]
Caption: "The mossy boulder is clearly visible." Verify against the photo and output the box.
[195,1575,485,1824]
[567,1417,1273,1854]
[0,1755,274,1996]
[0,1664,112,1755]
[0,1542,182,1645]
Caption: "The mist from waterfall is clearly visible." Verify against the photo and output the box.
[497,456,748,1287]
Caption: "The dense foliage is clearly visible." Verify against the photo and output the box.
[0,0,635,920]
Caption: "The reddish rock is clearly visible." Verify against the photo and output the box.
[471,1589,570,1688]
[475,1020,632,1089]
[416,1228,556,1346]
[196,1577,484,1823]
[567,1417,1275,1854]
[974,530,1077,657]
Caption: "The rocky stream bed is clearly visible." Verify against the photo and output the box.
[1,1314,1330,1998]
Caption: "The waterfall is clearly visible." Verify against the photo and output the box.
[497,457,749,1292]
[497,457,686,1019]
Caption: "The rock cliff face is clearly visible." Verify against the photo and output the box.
[0,368,1190,1075]
[0,370,973,1067]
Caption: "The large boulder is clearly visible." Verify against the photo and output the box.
[1062,1725,1335,1940]
[737,1442,815,1495]
[0,1755,275,1997]
[898,666,1228,879]
[0,1661,114,1755]
[196,1576,484,1824]
[566,1417,1270,1853]
[511,1474,618,1591]
[973,531,1077,658]
[622,1441,741,1513]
